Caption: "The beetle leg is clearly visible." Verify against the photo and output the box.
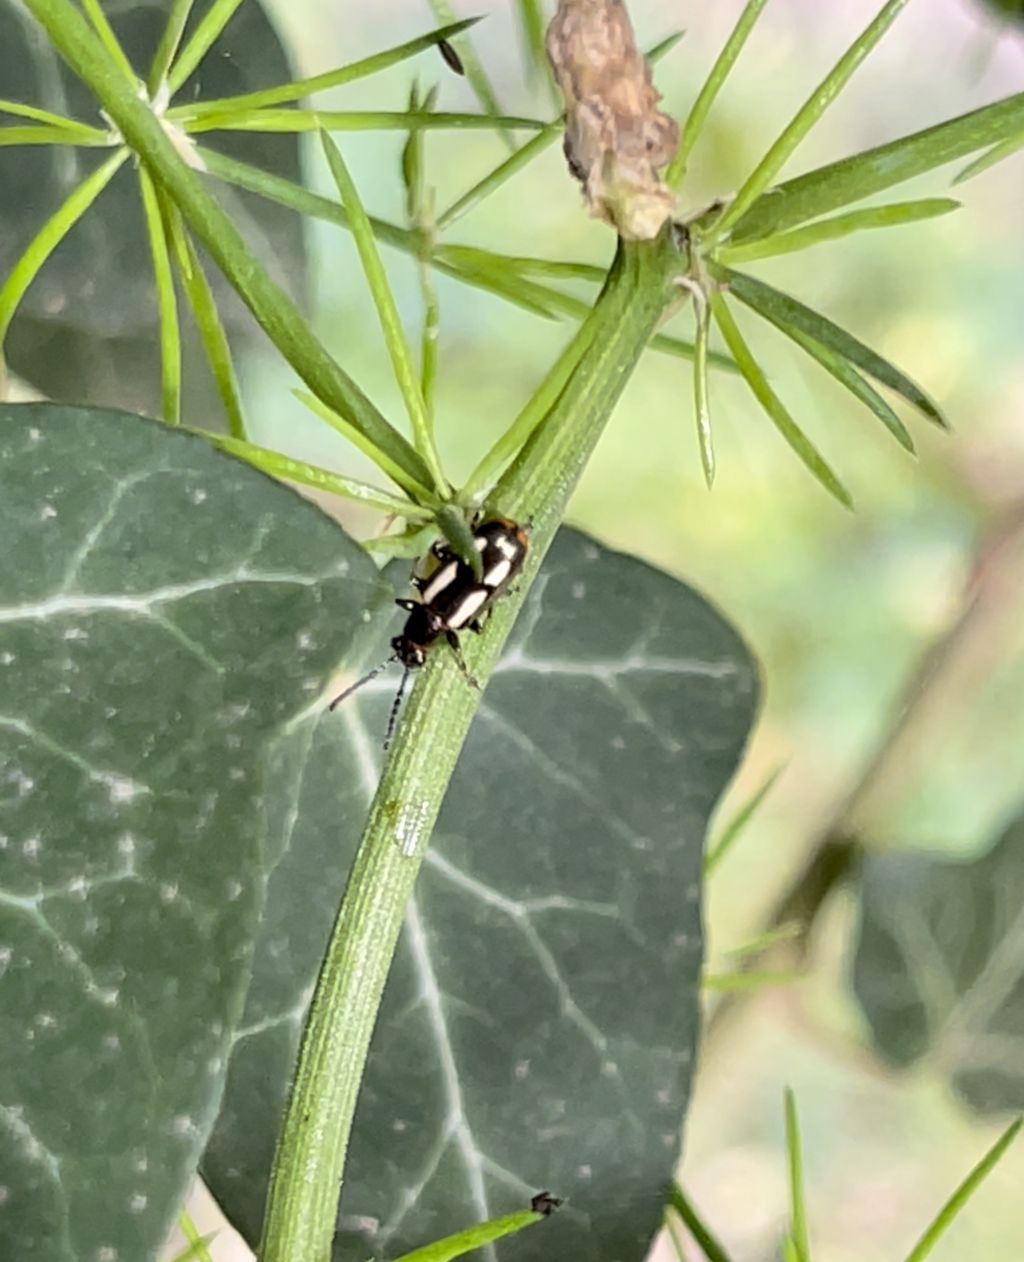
[445,629,480,690]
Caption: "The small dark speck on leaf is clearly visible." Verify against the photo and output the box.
[438,39,465,75]
[530,1190,563,1216]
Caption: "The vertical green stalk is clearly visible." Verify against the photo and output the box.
[258,232,684,1262]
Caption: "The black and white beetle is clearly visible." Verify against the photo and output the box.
[330,516,530,747]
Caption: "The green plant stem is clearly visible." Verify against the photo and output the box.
[22,0,433,496]
[258,231,685,1262]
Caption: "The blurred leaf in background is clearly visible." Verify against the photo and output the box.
[853,811,1024,1115]
[0,0,305,418]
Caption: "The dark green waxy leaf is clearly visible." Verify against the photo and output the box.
[853,813,1024,1115]
[718,266,945,427]
[0,403,383,1260]
[727,91,1024,243]
[203,531,759,1261]
[0,0,304,415]
[978,0,1024,21]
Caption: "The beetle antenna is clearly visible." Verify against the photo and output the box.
[383,666,413,751]
[328,652,398,711]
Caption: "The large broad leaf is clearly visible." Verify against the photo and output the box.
[0,403,383,1260]
[852,813,1024,1115]
[0,0,305,414]
[203,531,760,1261]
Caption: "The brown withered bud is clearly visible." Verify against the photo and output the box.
[546,0,679,240]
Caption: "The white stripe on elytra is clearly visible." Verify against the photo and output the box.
[419,560,458,605]
[482,557,512,588]
[446,587,490,629]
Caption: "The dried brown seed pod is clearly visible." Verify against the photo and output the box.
[546,0,679,240]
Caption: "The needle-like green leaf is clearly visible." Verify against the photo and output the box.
[138,167,181,424]
[0,99,106,139]
[0,124,109,146]
[169,1234,219,1262]
[711,0,914,241]
[667,1184,734,1262]
[0,148,128,344]
[785,1089,812,1262]
[166,19,481,118]
[514,0,549,85]
[147,0,196,96]
[710,292,852,507]
[725,921,804,960]
[427,0,514,150]
[167,0,246,93]
[185,108,547,135]
[717,197,960,264]
[194,431,434,519]
[667,0,769,189]
[718,265,945,427]
[702,969,801,991]
[692,285,714,487]
[391,1205,551,1262]
[293,391,437,505]
[705,764,784,876]
[953,128,1024,184]
[400,83,441,422]
[79,0,138,84]
[729,90,1024,243]
[172,1209,216,1262]
[778,320,914,452]
[320,131,449,498]
[435,504,484,580]
[436,123,562,229]
[901,1119,1022,1262]
[161,196,246,439]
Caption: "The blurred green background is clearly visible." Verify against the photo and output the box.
[173,1,1024,1258]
